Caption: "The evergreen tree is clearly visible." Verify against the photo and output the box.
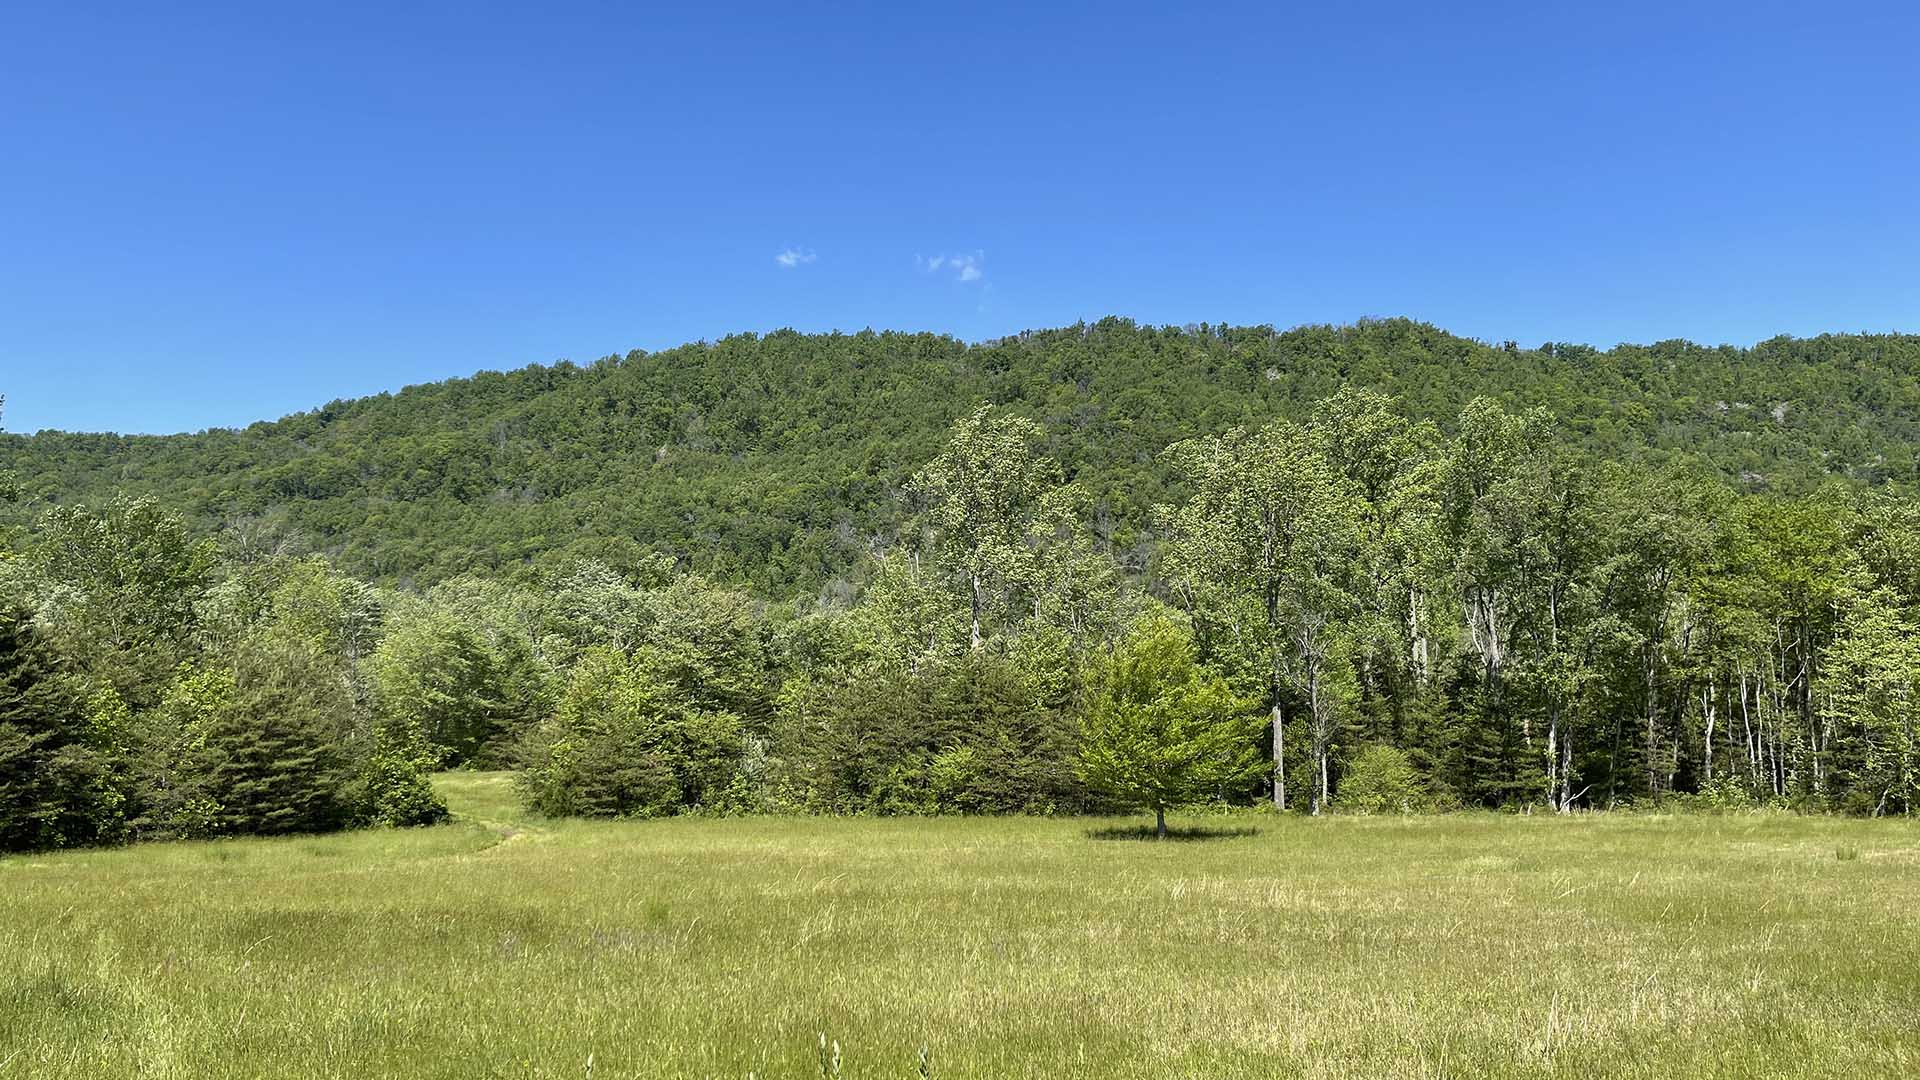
[0,609,117,851]
[202,634,359,835]
[518,646,743,817]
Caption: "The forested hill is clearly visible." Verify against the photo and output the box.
[6,318,1920,595]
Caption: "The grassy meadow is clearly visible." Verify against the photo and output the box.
[3,773,1918,1079]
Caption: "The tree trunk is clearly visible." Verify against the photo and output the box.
[1702,684,1716,784]
[969,572,984,651]
[1272,702,1287,811]
[1558,723,1573,812]
[1308,659,1326,816]
[1155,806,1167,839]
[1546,709,1559,810]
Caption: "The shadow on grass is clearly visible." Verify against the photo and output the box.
[1084,824,1262,842]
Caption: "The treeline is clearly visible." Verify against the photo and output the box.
[6,382,1920,852]
[0,500,446,851]
[5,320,1920,596]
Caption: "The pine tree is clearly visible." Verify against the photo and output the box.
[202,635,358,836]
[0,609,116,851]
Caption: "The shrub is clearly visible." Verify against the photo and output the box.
[1338,745,1426,814]
[352,722,449,827]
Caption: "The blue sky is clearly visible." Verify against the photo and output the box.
[3,1,1917,434]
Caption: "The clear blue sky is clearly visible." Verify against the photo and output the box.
[4,2,1917,434]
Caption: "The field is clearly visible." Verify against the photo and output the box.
[3,775,1918,1079]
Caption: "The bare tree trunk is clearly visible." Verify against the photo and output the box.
[1272,702,1287,811]
[1308,658,1327,816]
[969,572,984,651]
[1409,585,1429,682]
[1645,649,1660,800]
[1155,806,1167,839]
[1546,707,1560,810]
[1559,723,1573,811]
[1702,684,1716,784]
[1741,671,1756,784]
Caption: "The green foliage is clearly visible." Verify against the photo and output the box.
[769,649,1082,815]
[368,605,512,767]
[351,720,450,827]
[200,634,360,836]
[517,646,744,817]
[1077,614,1264,833]
[13,320,1918,597]
[1822,588,1920,815]
[1337,745,1426,814]
[0,609,117,851]
[27,496,216,704]
[124,664,232,840]
[13,322,1920,838]
[911,405,1060,648]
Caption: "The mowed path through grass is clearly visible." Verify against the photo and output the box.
[3,773,1918,1079]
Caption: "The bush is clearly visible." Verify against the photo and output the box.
[1338,745,1426,814]
[352,723,449,827]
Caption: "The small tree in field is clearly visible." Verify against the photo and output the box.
[1078,614,1262,837]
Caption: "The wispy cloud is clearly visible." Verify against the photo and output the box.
[774,247,817,269]
[916,251,985,283]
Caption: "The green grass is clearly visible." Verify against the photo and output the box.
[4,775,1919,1078]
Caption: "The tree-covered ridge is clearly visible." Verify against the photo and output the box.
[10,377,1920,852]
[6,319,1920,593]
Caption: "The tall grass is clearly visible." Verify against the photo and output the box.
[2,772,1917,1078]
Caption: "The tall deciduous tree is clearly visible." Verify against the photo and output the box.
[30,497,216,705]
[1164,423,1364,813]
[1822,588,1920,816]
[911,406,1060,650]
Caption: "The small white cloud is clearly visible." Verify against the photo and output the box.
[775,247,817,269]
[917,250,985,284]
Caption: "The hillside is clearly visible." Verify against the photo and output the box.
[6,317,1920,596]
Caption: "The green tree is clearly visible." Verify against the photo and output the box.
[201,633,359,836]
[30,497,216,705]
[518,646,744,817]
[0,609,119,850]
[911,405,1060,650]
[1822,588,1920,815]
[124,663,232,840]
[1077,614,1262,837]
[1163,422,1364,813]
[1338,744,1426,813]
[368,605,510,766]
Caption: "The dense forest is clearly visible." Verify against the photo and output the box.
[7,318,1920,853]
[6,318,1920,595]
